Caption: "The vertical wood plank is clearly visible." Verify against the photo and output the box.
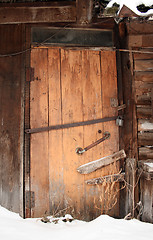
[101,50,119,216]
[0,25,23,214]
[76,0,93,24]
[82,50,104,219]
[140,179,153,223]
[24,25,31,218]
[61,49,85,219]
[48,48,64,215]
[30,48,49,217]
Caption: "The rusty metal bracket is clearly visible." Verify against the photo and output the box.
[76,131,110,155]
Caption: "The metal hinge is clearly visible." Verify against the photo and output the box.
[26,191,35,209]
[26,67,34,82]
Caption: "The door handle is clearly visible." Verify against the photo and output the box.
[76,131,110,155]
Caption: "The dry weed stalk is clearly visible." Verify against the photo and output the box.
[94,162,126,215]
[123,158,143,218]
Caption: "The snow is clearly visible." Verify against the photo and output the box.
[0,206,153,240]
[141,121,153,130]
[145,162,153,168]
[107,0,153,16]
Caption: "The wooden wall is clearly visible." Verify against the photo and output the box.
[0,24,25,213]
[126,20,153,223]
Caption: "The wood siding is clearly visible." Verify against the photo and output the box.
[127,20,153,223]
[0,24,25,213]
[0,2,76,24]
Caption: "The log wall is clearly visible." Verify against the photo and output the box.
[127,20,153,223]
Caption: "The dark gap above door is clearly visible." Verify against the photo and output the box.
[31,27,113,47]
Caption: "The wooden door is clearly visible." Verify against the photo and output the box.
[28,47,119,220]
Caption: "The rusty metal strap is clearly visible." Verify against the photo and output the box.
[25,116,118,134]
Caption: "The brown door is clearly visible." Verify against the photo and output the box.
[28,47,119,220]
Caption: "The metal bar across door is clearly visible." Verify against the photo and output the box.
[25,115,118,134]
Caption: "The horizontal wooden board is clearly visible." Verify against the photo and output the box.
[138,119,153,131]
[128,35,142,48]
[134,59,153,72]
[77,150,126,174]
[127,21,153,35]
[139,147,153,160]
[135,81,153,92]
[138,132,153,146]
[0,2,76,7]
[85,173,125,185]
[134,48,153,60]
[135,81,153,105]
[129,34,153,48]
[136,106,152,119]
[0,4,76,24]
[134,71,153,82]
[136,95,151,106]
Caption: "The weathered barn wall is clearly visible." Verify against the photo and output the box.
[0,24,25,213]
[126,20,153,223]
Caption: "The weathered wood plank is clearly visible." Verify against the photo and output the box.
[77,150,126,174]
[134,71,153,82]
[0,2,76,7]
[139,147,153,160]
[48,48,65,215]
[125,158,137,217]
[140,178,153,223]
[128,35,142,48]
[0,24,23,214]
[76,0,93,24]
[85,173,125,185]
[142,35,153,48]
[127,21,153,35]
[138,119,153,131]
[135,81,153,94]
[134,48,153,60]
[0,3,76,24]
[61,49,85,219]
[134,81,153,105]
[129,34,153,48]
[100,50,120,216]
[136,95,151,106]
[136,106,152,119]
[134,59,153,72]
[30,49,50,218]
[138,132,153,146]
[82,49,104,219]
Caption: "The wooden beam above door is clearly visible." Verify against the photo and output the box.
[0,2,76,24]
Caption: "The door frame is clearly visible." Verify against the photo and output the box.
[23,26,119,219]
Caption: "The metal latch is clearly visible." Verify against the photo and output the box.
[76,131,110,155]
